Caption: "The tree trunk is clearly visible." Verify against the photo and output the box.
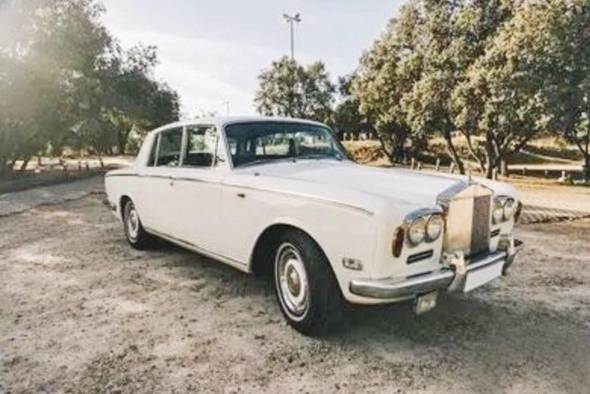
[117,130,129,155]
[485,155,494,179]
[584,133,590,183]
[482,132,498,179]
[19,157,30,172]
[377,135,395,163]
[443,133,465,174]
[500,159,509,177]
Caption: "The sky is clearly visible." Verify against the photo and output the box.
[101,0,404,117]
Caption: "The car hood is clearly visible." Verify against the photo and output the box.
[236,160,517,211]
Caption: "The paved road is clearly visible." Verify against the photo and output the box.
[0,176,104,217]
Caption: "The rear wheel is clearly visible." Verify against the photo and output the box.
[273,230,343,335]
[122,199,155,250]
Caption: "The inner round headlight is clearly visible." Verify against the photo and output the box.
[407,217,427,245]
[426,214,444,241]
[493,200,504,224]
[503,198,515,220]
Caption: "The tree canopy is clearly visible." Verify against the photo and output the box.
[254,56,335,124]
[0,0,180,175]
[352,0,590,178]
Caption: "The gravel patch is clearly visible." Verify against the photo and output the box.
[1,196,589,393]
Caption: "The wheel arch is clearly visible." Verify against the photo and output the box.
[249,221,332,277]
[118,195,133,220]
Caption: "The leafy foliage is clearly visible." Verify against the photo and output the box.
[333,75,374,141]
[352,0,590,178]
[353,3,424,163]
[254,56,335,124]
[0,0,180,175]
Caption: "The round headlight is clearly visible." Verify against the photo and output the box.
[503,198,515,220]
[407,217,427,245]
[426,214,444,241]
[493,200,504,224]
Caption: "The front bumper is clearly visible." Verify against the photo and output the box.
[349,239,523,300]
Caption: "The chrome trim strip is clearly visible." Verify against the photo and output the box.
[144,226,249,272]
[350,269,455,300]
[104,173,138,178]
[350,249,512,300]
[407,249,434,264]
[105,174,373,216]
[436,181,469,208]
[437,180,494,209]
[403,206,444,225]
[466,250,506,270]
[172,177,210,184]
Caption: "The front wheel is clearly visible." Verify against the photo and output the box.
[273,230,344,336]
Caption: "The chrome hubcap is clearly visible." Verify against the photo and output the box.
[276,243,309,318]
[127,208,139,240]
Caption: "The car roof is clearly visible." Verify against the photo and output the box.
[147,116,328,136]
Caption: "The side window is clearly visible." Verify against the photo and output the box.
[183,125,218,168]
[156,128,182,167]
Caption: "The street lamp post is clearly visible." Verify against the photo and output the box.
[283,13,301,60]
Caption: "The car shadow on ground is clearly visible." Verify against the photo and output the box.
[152,240,590,391]
[157,241,588,342]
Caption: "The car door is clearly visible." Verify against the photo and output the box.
[138,126,183,235]
[167,124,228,255]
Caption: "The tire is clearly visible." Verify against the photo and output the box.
[122,199,155,250]
[273,229,344,336]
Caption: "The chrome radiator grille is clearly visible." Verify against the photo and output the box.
[438,183,492,257]
[471,195,491,256]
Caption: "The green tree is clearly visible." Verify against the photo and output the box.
[98,44,180,155]
[333,75,374,141]
[399,0,513,174]
[0,0,180,175]
[453,0,576,178]
[399,0,467,172]
[541,0,590,182]
[254,56,335,124]
[353,3,427,164]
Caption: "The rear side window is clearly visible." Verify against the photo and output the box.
[182,125,217,168]
[156,128,182,166]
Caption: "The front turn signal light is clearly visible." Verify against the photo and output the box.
[392,227,405,258]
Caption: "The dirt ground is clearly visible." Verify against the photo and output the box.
[1,195,590,394]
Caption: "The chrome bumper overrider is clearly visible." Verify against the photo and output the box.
[349,239,523,300]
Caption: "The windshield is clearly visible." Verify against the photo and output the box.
[224,122,348,168]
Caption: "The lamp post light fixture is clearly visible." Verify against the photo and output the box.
[283,13,301,60]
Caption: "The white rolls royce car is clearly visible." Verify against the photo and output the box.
[105,116,523,335]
